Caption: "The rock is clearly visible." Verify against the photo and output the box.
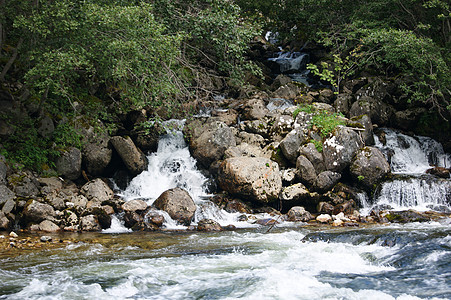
[0,212,10,230]
[144,210,165,228]
[0,158,7,184]
[123,211,143,229]
[280,183,310,203]
[281,168,297,184]
[241,98,269,120]
[333,200,356,215]
[271,74,292,90]
[187,120,237,168]
[0,185,15,208]
[317,202,334,214]
[1,198,15,214]
[323,126,363,172]
[9,231,18,238]
[383,210,431,223]
[122,199,148,212]
[287,206,313,222]
[426,167,450,179]
[38,177,63,194]
[348,114,374,146]
[426,204,451,213]
[270,114,294,139]
[316,214,332,223]
[272,83,303,100]
[296,155,317,186]
[280,128,308,162]
[79,214,102,231]
[334,94,353,116]
[39,220,60,232]
[23,200,56,223]
[225,199,252,214]
[80,179,114,205]
[224,143,263,159]
[242,119,271,138]
[317,88,335,104]
[83,142,113,176]
[333,219,344,226]
[40,236,52,242]
[111,136,148,175]
[12,175,40,197]
[70,194,89,211]
[350,147,391,190]
[217,157,282,204]
[255,218,279,226]
[369,204,394,216]
[314,171,341,193]
[298,143,325,173]
[333,212,350,221]
[394,108,427,131]
[210,109,239,126]
[153,188,197,225]
[236,132,265,147]
[37,115,54,138]
[349,96,394,126]
[55,147,82,180]
[197,219,223,231]
[84,207,112,229]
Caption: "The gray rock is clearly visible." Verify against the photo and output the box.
[79,214,101,231]
[271,74,292,90]
[0,185,15,207]
[40,235,52,242]
[187,120,237,168]
[0,158,7,184]
[38,177,63,195]
[39,220,60,232]
[349,96,394,126]
[298,142,325,173]
[111,136,148,175]
[334,94,353,115]
[197,219,223,231]
[224,143,263,159]
[37,115,54,138]
[394,108,427,131]
[236,132,265,147]
[272,83,302,100]
[122,199,148,212]
[317,201,334,214]
[46,194,66,211]
[80,179,114,204]
[241,98,269,120]
[83,142,113,176]
[314,171,341,193]
[281,168,297,184]
[270,114,294,139]
[348,114,374,146]
[55,147,82,180]
[218,157,282,204]
[153,188,197,225]
[280,183,310,202]
[280,128,308,162]
[70,194,89,211]
[287,206,313,222]
[23,200,56,223]
[0,212,10,230]
[1,198,15,214]
[350,147,391,190]
[323,126,363,172]
[296,155,317,186]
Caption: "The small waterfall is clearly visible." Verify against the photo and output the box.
[364,129,451,213]
[268,51,311,86]
[117,119,242,229]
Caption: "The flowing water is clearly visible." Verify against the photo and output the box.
[1,127,450,299]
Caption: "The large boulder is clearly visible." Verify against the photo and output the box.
[122,199,148,212]
[83,142,113,176]
[22,200,56,223]
[347,114,374,146]
[350,147,391,190]
[314,171,341,193]
[79,214,102,231]
[0,185,15,208]
[38,220,60,232]
[111,136,148,175]
[241,98,269,120]
[153,188,196,225]
[186,120,236,168]
[224,143,264,159]
[80,179,114,206]
[218,157,282,204]
[55,147,82,180]
[298,143,325,174]
[349,96,394,126]
[323,126,363,172]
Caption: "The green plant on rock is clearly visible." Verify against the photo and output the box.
[311,111,346,139]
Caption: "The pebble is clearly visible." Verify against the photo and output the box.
[40,236,52,242]
[9,232,18,238]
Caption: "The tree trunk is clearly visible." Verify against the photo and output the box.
[0,38,23,82]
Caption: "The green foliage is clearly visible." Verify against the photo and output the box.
[310,139,323,153]
[311,111,346,139]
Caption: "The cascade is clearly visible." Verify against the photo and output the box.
[267,51,311,86]
[365,129,451,213]
[116,120,244,229]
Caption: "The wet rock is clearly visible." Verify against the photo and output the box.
[383,210,431,223]
[350,147,391,190]
[287,206,313,222]
[280,128,308,162]
[316,214,332,223]
[323,126,363,172]
[187,120,237,168]
[123,211,143,229]
[84,207,111,229]
[370,204,394,216]
[394,108,427,131]
[83,142,113,176]
[111,136,148,175]
[23,200,56,223]
[39,220,60,232]
[55,147,82,180]
[314,171,341,193]
[333,219,344,226]
[333,200,356,215]
[218,157,282,204]
[122,199,148,212]
[153,188,196,225]
[225,199,252,214]
[197,219,223,231]
[426,204,451,213]
[9,231,18,238]
[255,218,279,226]
[272,83,303,100]
[79,214,102,231]
[271,74,292,90]
[426,167,450,179]
[144,210,165,228]
[80,178,114,205]
[296,155,317,186]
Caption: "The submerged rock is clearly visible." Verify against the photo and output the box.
[197,219,222,231]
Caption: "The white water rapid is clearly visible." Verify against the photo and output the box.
[365,129,451,213]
